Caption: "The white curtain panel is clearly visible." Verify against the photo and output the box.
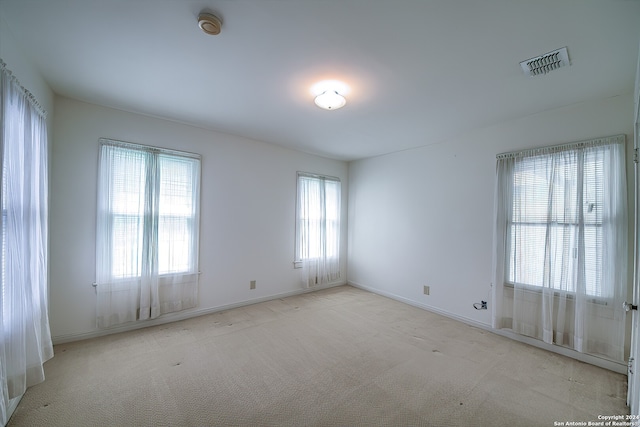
[96,140,200,328]
[0,60,53,425]
[492,136,628,362]
[296,174,341,287]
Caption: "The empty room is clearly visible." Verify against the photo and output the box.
[1,1,640,426]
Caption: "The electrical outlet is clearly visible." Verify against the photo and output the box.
[481,301,487,309]
[423,285,430,295]
[250,280,256,290]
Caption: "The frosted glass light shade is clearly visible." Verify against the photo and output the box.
[314,90,346,110]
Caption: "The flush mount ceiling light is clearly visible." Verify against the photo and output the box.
[311,80,349,111]
[198,12,222,35]
[314,90,346,110]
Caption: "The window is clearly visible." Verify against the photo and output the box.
[105,146,198,278]
[96,139,201,328]
[492,135,628,361]
[295,173,341,286]
[508,148,607,297]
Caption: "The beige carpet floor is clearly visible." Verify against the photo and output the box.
[8,285,629,426]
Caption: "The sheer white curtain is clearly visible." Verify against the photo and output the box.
[0,60,53,425]
[96,139,200,328]
[296,173,341,287]
[492,136,628,362]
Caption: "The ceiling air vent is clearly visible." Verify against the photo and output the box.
[520,47,570,77]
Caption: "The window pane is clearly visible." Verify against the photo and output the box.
[109,148,145,279]
[158,217,192,274]
[158,155,197,274]
[111,148,146,215]
[112,214,143,278]
[584,225,602,297]
[325,180,340,258]
[158,155,196,217]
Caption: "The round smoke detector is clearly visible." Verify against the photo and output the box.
[198,12,222,35]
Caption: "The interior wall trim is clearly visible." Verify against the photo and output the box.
[52,281,346,345]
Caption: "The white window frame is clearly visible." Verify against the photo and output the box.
[96,138,201,282]
[294,172,341,283]
[95,138,201,328]
[500,136,626,301]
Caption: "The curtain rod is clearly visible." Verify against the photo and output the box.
[297,171,341,182]
[496,134,625,160]
[99,138,202,160]
[0,58,47,118]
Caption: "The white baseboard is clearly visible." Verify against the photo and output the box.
[348,280,490,330]
[52,281,346,345]
[347,281,627,375]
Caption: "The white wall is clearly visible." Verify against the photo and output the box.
[50,97,348,341]
[348,93,635,334]
[0,13,54,119]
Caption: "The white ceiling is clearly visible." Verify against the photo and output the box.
[1,0,639,161]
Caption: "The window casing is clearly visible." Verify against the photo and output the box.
[505,142,621,299]
[95,139,201,327]
[104,146,199,279]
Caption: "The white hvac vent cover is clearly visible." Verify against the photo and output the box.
[520,47,570,76]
